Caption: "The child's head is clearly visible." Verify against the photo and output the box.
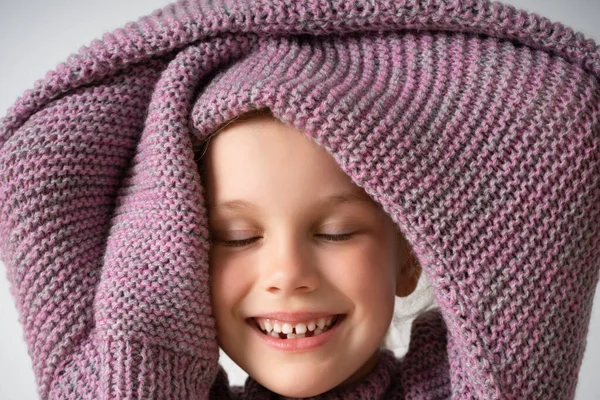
[199,108,421,397]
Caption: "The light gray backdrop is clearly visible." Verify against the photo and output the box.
[0,1,598,399]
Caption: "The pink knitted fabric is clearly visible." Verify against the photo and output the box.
[1,0,599,399]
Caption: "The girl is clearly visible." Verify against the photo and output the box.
[0,0,599,399]
[198,108,435,397]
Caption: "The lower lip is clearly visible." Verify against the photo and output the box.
[249,315,345,352]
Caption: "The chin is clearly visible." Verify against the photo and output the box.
[266,382,333,398]
[254,368,347,398]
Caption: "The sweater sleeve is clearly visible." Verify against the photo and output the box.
[348,61,600,399]
[398,309,451,399]
[0,53,221,399]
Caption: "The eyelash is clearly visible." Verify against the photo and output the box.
[217,233,355,248]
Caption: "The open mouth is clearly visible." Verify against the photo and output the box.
[252,314,345,340]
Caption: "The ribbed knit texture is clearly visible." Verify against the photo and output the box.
[1,0,599,399]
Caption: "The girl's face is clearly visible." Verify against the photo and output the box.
[202,115,415,397]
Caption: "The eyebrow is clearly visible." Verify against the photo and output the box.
[207,189,373,212]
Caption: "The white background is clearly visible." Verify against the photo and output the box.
[1,1,599,399]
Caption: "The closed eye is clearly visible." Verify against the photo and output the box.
[214,233,355,248]
[315,233,355,242]
[219,237,260,247]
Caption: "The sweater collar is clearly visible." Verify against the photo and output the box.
[242,349,401,399]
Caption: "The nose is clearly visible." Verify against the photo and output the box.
[261,234,320,295]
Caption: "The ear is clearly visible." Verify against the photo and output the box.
[395,233,422,298]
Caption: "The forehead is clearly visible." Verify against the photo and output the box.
[199,116,383,214]
[201,117,354,186]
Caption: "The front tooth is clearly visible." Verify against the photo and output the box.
[281,323,293,334]
[307,321,317,331]
[295,323,307,334]
[317,318,326,329]
[273,322,282,333]
[287,333,296,339]
[264,320,273,332]
[296,333,306,339]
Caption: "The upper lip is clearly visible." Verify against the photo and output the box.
[249,311,342,323]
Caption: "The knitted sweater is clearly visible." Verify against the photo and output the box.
[1,0,599,399]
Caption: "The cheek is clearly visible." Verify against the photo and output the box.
[322,241,396,298]
[209,253,255,316]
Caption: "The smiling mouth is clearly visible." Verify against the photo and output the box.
[252,315,344,339]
